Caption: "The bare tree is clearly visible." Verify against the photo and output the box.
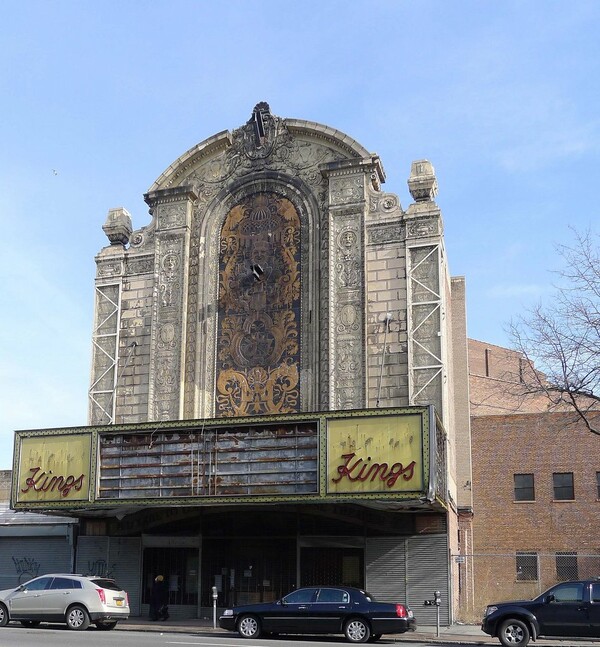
[508,228,600,435]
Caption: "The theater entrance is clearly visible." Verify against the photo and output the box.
[202,537,365,608]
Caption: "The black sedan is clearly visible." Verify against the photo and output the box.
[219,586,416,642]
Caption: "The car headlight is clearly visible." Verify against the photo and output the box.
[222,609,234,616]
[484,605,498,617]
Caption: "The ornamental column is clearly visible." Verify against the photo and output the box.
[144,186,197,421]
[321,156,384,410]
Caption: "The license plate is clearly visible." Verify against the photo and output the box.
[116,599,123,607]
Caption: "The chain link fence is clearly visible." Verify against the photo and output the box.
[453,552,600,623]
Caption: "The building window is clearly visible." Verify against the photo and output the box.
[516,552,538,581]
[514,474,535,501]
[556,552,578,581]
[553,472,574,500]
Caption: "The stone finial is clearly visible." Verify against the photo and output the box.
[103,207,133,246]
[252,101,271,116]
[408,160,438,202]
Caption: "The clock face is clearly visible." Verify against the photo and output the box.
[216,192,301,417]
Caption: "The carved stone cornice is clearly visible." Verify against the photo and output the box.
[321,155,384,191]
[125,254,154,276]
[144,186,199,209]
[368,222,406,245]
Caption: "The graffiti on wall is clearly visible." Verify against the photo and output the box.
[86,559,116,578]
[12,556,41,584]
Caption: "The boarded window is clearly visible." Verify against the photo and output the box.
[516,552,538,581]
[556,552,578,581]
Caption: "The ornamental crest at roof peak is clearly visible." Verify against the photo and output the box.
[227,102,293,166]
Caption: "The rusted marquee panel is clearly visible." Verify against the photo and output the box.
[98,424,319,499]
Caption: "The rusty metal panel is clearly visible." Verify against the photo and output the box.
[98,422,318,500]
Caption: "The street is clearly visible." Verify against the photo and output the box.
[0,625,474,647]
[3,623,600,647]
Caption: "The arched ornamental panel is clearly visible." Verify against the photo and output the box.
[216,192,302,416]
[195,174,322,419]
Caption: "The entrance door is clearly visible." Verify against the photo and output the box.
[142,547,199,608]
[201,538,296,608]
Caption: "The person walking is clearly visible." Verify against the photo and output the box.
[150,575,169,621]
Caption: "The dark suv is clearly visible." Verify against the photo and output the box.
[482,578,600,647]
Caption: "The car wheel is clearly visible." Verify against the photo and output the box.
[237,614,262,638]
[344,618,371,643]
[498,618,530,647]
[20,620,40,628]
[66,605,91,631]
[0,603,9,627]
[96,620,118,630]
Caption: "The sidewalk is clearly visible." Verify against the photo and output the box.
[116,617,600,646]
[116,617,493,643]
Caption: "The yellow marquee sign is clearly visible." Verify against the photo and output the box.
[16,434,92,503]
[327,414,423,494]
[12,407,436,509]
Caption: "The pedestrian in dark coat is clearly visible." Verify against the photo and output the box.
[150,575,169,621]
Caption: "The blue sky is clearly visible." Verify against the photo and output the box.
[1,0,598,469]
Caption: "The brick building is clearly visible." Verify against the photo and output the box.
[467,339,600,621]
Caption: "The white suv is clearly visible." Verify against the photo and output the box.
[0,574,130,631]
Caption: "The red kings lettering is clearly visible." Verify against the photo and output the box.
[332,453,416,488]
[21,467,85,498]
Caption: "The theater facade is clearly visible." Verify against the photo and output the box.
[12,104,472,624]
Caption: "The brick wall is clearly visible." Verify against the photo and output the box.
[468,338,553,416]
[470,410,600,608]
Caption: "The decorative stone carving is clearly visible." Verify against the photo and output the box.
[406,216,439,239]
[330,176,364,205]
[125,256,154,275]
[157,203,187,230]
[368,223,405,245]
[323,159,372,410]
[145,189,194,422]
[159,248,181,308]
[337,303,360,334]
[408,159,438,202]
[335,228,361,288]
[96,259,124,277]
[102,207,133,246]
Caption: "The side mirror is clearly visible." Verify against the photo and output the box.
[546,594,555,603]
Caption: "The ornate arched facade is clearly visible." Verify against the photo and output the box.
[87,105,472,622]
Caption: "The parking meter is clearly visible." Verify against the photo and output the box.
[423,591,441,637]
[212,586,218,628]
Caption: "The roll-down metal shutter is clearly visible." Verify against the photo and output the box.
[406,534,449,625]
[76,536,142,615]
[0,536,72,590]
[365,537,407,601]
